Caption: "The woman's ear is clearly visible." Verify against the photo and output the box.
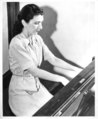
[21,19,27,27]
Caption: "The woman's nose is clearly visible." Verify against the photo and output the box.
[39,23,43,30]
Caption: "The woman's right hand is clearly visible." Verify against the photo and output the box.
[56,75,69,86]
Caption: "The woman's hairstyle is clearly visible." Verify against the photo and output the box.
[13,4,43,37]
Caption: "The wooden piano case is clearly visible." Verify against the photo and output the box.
[34,60,95,116]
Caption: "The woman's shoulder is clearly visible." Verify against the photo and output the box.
[9,35,19,47]
[10,34,28,48]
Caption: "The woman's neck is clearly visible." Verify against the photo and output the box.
[22,29,30,38]
[22,29,37,38]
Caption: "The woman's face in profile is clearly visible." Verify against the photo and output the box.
[23,15,44,35]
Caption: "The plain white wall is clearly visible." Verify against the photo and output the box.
[20,0,95,67]
[3,2,9,74]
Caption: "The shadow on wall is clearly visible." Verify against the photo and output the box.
[39,6,83,72]
[39,6,84,92]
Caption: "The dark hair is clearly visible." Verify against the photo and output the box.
[13,4,43,37]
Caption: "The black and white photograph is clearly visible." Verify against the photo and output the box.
[1,0,97,117]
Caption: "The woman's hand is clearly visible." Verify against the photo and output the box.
[54,66,82,79]
[56,75,69,86]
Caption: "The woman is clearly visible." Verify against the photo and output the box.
[9,4,82,116]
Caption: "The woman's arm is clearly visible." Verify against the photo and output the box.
[27,65,69,86]
[42,41,83,71]
[47,56,83,79]
[48,56,83,71]
[42,38,83,78]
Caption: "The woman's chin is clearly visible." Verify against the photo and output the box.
[31,32,37,35]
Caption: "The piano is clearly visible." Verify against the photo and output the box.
[34,59,95,116]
